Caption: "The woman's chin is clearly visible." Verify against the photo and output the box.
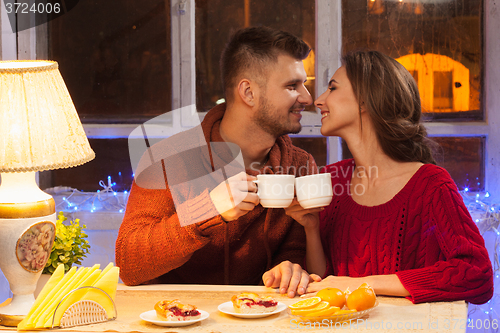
[320,126,334,136]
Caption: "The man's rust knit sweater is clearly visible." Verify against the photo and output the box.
[115,104,317,286]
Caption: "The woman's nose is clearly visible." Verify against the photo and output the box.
[315,91,327,108]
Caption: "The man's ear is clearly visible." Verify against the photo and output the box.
[237,79,255,107]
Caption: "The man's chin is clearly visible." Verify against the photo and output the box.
[283,125,302,136]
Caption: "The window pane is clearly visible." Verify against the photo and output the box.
[342,0,482,121]
[432,136,485,192]
[48,1,171,123]
[433,71,453,110]
[195,0,315,112]
[290,137,327,169]
[341,137,484,192]
[40,139,135,192]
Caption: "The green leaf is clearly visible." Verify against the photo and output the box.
[43,212,91,274]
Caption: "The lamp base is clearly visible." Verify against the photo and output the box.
[0,172,56,326]
[0,212,56,319]
[0,294,35,326]
[0,313,24,327]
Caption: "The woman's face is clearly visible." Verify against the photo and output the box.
[315,66,361,137]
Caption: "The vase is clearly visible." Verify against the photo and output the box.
[34,274,52,299]
[0,173,56,327]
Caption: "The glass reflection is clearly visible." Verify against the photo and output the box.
[196,0,315,112]
[343,0,482,121]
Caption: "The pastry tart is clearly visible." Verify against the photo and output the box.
[154,300,201,321]
[231,292,278,314]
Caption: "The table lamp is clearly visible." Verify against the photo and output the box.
[0,60,95,326]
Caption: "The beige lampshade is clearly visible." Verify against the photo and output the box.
[0,60,95,172]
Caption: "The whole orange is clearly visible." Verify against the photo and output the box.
[316,288,346,308]
[346,286,376,311]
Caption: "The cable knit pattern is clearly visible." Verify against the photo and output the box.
[320,159,493,305]
[116,103,317,286]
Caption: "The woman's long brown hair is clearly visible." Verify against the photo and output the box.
[342,50,436,164]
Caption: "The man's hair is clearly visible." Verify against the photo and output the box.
[220,26,310,105]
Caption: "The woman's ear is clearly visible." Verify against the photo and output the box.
[237,79,255,107]
[359,100,367,113]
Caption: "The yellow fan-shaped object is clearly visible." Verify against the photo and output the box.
[80,266,119,318]
[17,264,65,330]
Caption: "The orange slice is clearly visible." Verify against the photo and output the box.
[290,301,330,315]
[304,306,340,317]
[288,296,322,310]
[335,309,357,314]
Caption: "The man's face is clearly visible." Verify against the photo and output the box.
[253,54,312,138]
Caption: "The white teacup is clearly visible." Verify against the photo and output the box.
[295,173,333,209]
[253,174,295,208]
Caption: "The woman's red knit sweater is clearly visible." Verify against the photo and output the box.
[320,159,493,305]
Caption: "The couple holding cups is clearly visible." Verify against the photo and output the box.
[254,173,333,209]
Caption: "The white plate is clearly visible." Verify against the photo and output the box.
[218,301,287,319]
[140,309,209,327]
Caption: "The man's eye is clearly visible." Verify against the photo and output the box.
[288,85,297,90]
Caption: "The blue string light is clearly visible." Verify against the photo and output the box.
[461,190,500,325]
[49,174,129,216]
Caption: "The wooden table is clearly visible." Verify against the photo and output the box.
[0,284,468,333]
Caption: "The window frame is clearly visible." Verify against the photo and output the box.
[2,0,498,197]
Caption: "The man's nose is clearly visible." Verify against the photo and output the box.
[298,86,313,105]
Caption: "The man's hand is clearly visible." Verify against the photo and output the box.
[262,261,322,298]
[209,172,259,221]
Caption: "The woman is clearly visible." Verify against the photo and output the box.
[263,50,493,304]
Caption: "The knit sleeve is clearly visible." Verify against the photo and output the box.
[115,181,224,286]
[271,220,307,268]
[396,182,494,304]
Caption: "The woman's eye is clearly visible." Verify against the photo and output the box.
[329,87,336,92]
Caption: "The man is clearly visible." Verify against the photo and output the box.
[116,26,318,297]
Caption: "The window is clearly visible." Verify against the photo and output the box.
[1,0,498,197]
[195,0,315,112]
[49,0,172,123]
[432,136,485,191]
[340,0,496,193]
[343,0,482,121]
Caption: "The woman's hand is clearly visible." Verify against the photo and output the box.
[304,275,410,297]
[305,275,368,295]
[284,199,322,230]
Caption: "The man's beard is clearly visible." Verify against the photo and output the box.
[253,95,302,137]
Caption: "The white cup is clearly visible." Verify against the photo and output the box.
[253,174,295,208]
[295,173,333,209]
